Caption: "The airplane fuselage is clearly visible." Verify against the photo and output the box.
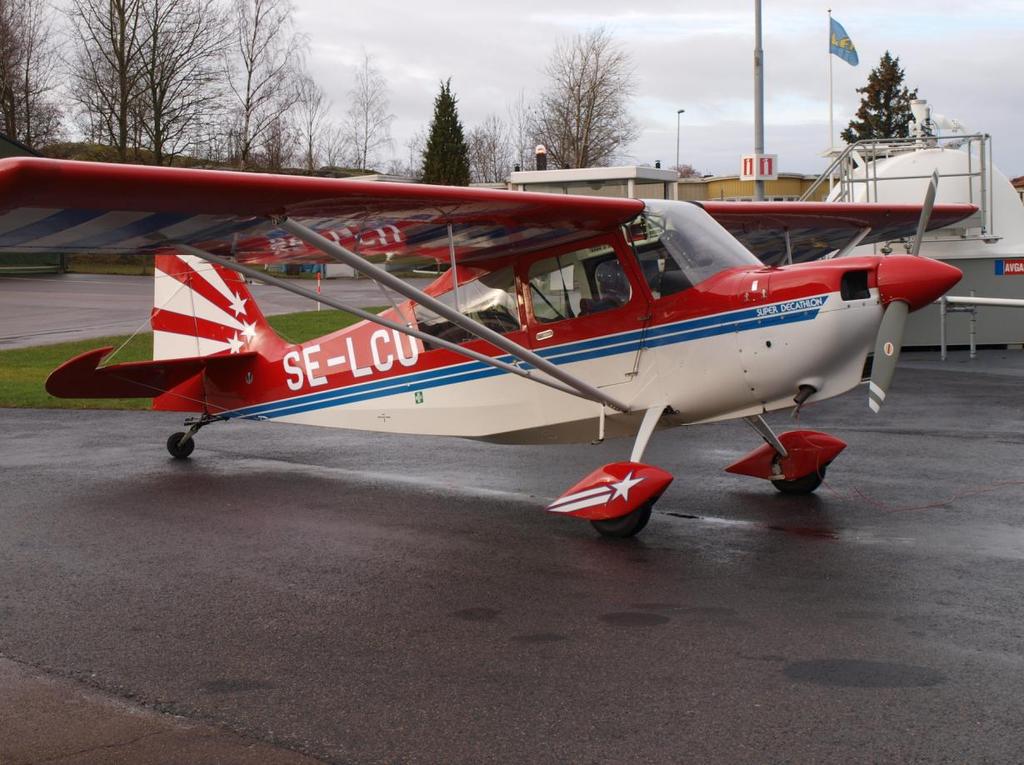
[203,256,883,445]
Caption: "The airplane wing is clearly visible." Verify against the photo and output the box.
[0,159,975,268]
[697,201,977,265]
[0,158,643,266]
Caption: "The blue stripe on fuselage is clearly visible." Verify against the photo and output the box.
[224,295,830,421]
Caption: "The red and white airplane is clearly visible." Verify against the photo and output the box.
[0,158,972,537]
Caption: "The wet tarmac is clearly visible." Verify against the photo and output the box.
[1,352,1023,763]
[0,273,433,349]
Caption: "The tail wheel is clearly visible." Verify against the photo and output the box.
[590,502,653,538]
[771,466,826,494]
[166,432,195,460]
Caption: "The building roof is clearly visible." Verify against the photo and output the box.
[0,133,40,159]
[510,165,678,185]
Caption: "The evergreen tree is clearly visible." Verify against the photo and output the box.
[421,78,470,186]
[841,52,918,143]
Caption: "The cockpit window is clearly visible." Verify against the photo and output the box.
[628,200,761,297]
[414,266,520,345]
[527,244,631,323]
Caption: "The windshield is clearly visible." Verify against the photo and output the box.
[630,200,761,293]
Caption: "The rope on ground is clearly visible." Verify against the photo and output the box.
[819,476,1024,513]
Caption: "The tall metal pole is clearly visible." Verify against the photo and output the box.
[753,0,765,201]
[827,8,834,150]
[675,108,685,170]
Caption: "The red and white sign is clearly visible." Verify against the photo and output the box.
[740,154,778,182]
[999,259,1024,275]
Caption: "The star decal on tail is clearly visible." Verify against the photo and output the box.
[240,320,257,342]
[229,291,248,317]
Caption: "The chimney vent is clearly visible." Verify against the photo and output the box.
[535,144,547,171]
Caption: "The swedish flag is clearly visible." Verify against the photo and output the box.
[830,17,859,66]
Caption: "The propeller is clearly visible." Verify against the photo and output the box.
[909,170,940,256]
[868,300,908,412]
[868,171,959,412]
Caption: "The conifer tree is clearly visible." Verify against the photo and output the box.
[841,52,918,143]
[421,78,470,186]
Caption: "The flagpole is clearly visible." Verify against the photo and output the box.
[753,0,765,201]
[828,8,834,151]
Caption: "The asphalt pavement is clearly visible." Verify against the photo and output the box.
[0,272,433,349]
[1,351,1024,763]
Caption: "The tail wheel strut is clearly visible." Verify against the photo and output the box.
[165,414,225,459]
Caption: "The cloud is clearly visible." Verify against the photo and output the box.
[296,1,1024,176]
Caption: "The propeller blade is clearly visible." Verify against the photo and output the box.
[910,170,940,256]
[868,300,909,413]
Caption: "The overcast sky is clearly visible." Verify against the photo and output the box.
[294,0,1024,177]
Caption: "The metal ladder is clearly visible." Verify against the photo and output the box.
[800,134,995,240]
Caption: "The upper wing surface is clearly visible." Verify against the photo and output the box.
[0,158,644,264]
[698,201,977,265]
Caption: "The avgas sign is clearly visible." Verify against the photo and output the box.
[995,259,1024,276]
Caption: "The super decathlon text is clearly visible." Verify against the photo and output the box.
[755,296,826,317]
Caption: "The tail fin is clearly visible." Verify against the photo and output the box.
[152,251,283,360]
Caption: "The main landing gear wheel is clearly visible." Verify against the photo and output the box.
[166,432,195,460]
[771,466,826,495]
[590,502,653,539]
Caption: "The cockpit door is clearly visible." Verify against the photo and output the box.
[520,237,651,388]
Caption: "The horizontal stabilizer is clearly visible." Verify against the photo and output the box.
[45,346,256,399]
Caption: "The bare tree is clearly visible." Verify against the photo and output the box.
[0,0,62,149]
[343,50,394,170]
[67,0,145,161]
[138,0,228,165]
[320,121,346,168]
[673,163,702,178]
[226,0,302,169]
[384,127,425,178]
[532,27,639,169]
[259,111,295,171]
[294,71,328,172]
[506,89,536,172]
[467,113,513,183]
[405,126,426,177]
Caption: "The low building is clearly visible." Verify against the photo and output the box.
[508,164,825,202]
[509,165,680,200]
[1011,175,1024,204]
[0,132,37,159]
[0,134,63,274]
[678,173,826,202]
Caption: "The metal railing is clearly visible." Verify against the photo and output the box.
[802,134,994,239]
[939,293,1024,360]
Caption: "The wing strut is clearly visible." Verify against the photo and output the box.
[173,244,621,409]
[825,226,871,260]
[275,217,631,413]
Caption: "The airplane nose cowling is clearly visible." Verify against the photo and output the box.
[877,255,962,312]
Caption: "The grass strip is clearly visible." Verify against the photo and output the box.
[0,309,373,410]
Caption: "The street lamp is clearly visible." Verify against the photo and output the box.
[675,109,685,172]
